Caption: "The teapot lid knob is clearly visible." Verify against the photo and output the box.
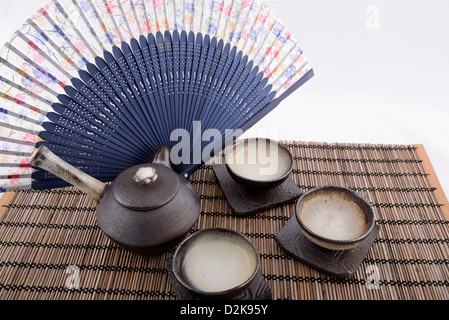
[112,164,180,211]
[134,167,158,185]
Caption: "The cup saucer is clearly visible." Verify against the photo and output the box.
[213,164,302,216]
[275,215,380,278]
[166,258,273,300]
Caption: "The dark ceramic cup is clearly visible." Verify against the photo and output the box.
[172,228,260,300]
[225,138,294,190]
[296,186,376,251]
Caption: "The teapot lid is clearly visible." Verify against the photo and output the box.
[112,164,180,211]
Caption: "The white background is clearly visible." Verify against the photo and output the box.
[1,0,448,196]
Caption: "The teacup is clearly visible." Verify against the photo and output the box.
[225,138,293,190]
[172,228,260,299]
[296,186,375,251]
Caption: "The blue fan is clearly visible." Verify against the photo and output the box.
[0,0,313,192]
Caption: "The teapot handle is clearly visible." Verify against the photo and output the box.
[31,146,106,203]
[153,147,171,168]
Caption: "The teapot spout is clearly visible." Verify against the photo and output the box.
[31,146,106,203]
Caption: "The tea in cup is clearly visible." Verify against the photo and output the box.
[172,228,260,299]
[225,138,293,189]
[296,186,375,251]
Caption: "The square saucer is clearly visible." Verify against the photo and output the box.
[213,164,302,216]
[275,215,380,278]
[166,258,273,300]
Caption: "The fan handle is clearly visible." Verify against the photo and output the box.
[31,146,106,202]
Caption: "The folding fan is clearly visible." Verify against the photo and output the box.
[0,0,313,192]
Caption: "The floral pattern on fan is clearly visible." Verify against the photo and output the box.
[0,0,313,191]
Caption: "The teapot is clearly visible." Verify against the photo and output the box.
[30,146,201,255]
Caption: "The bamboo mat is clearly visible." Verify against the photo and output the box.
[0,142,448,300]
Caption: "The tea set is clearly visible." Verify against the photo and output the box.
[30,138,378,300]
